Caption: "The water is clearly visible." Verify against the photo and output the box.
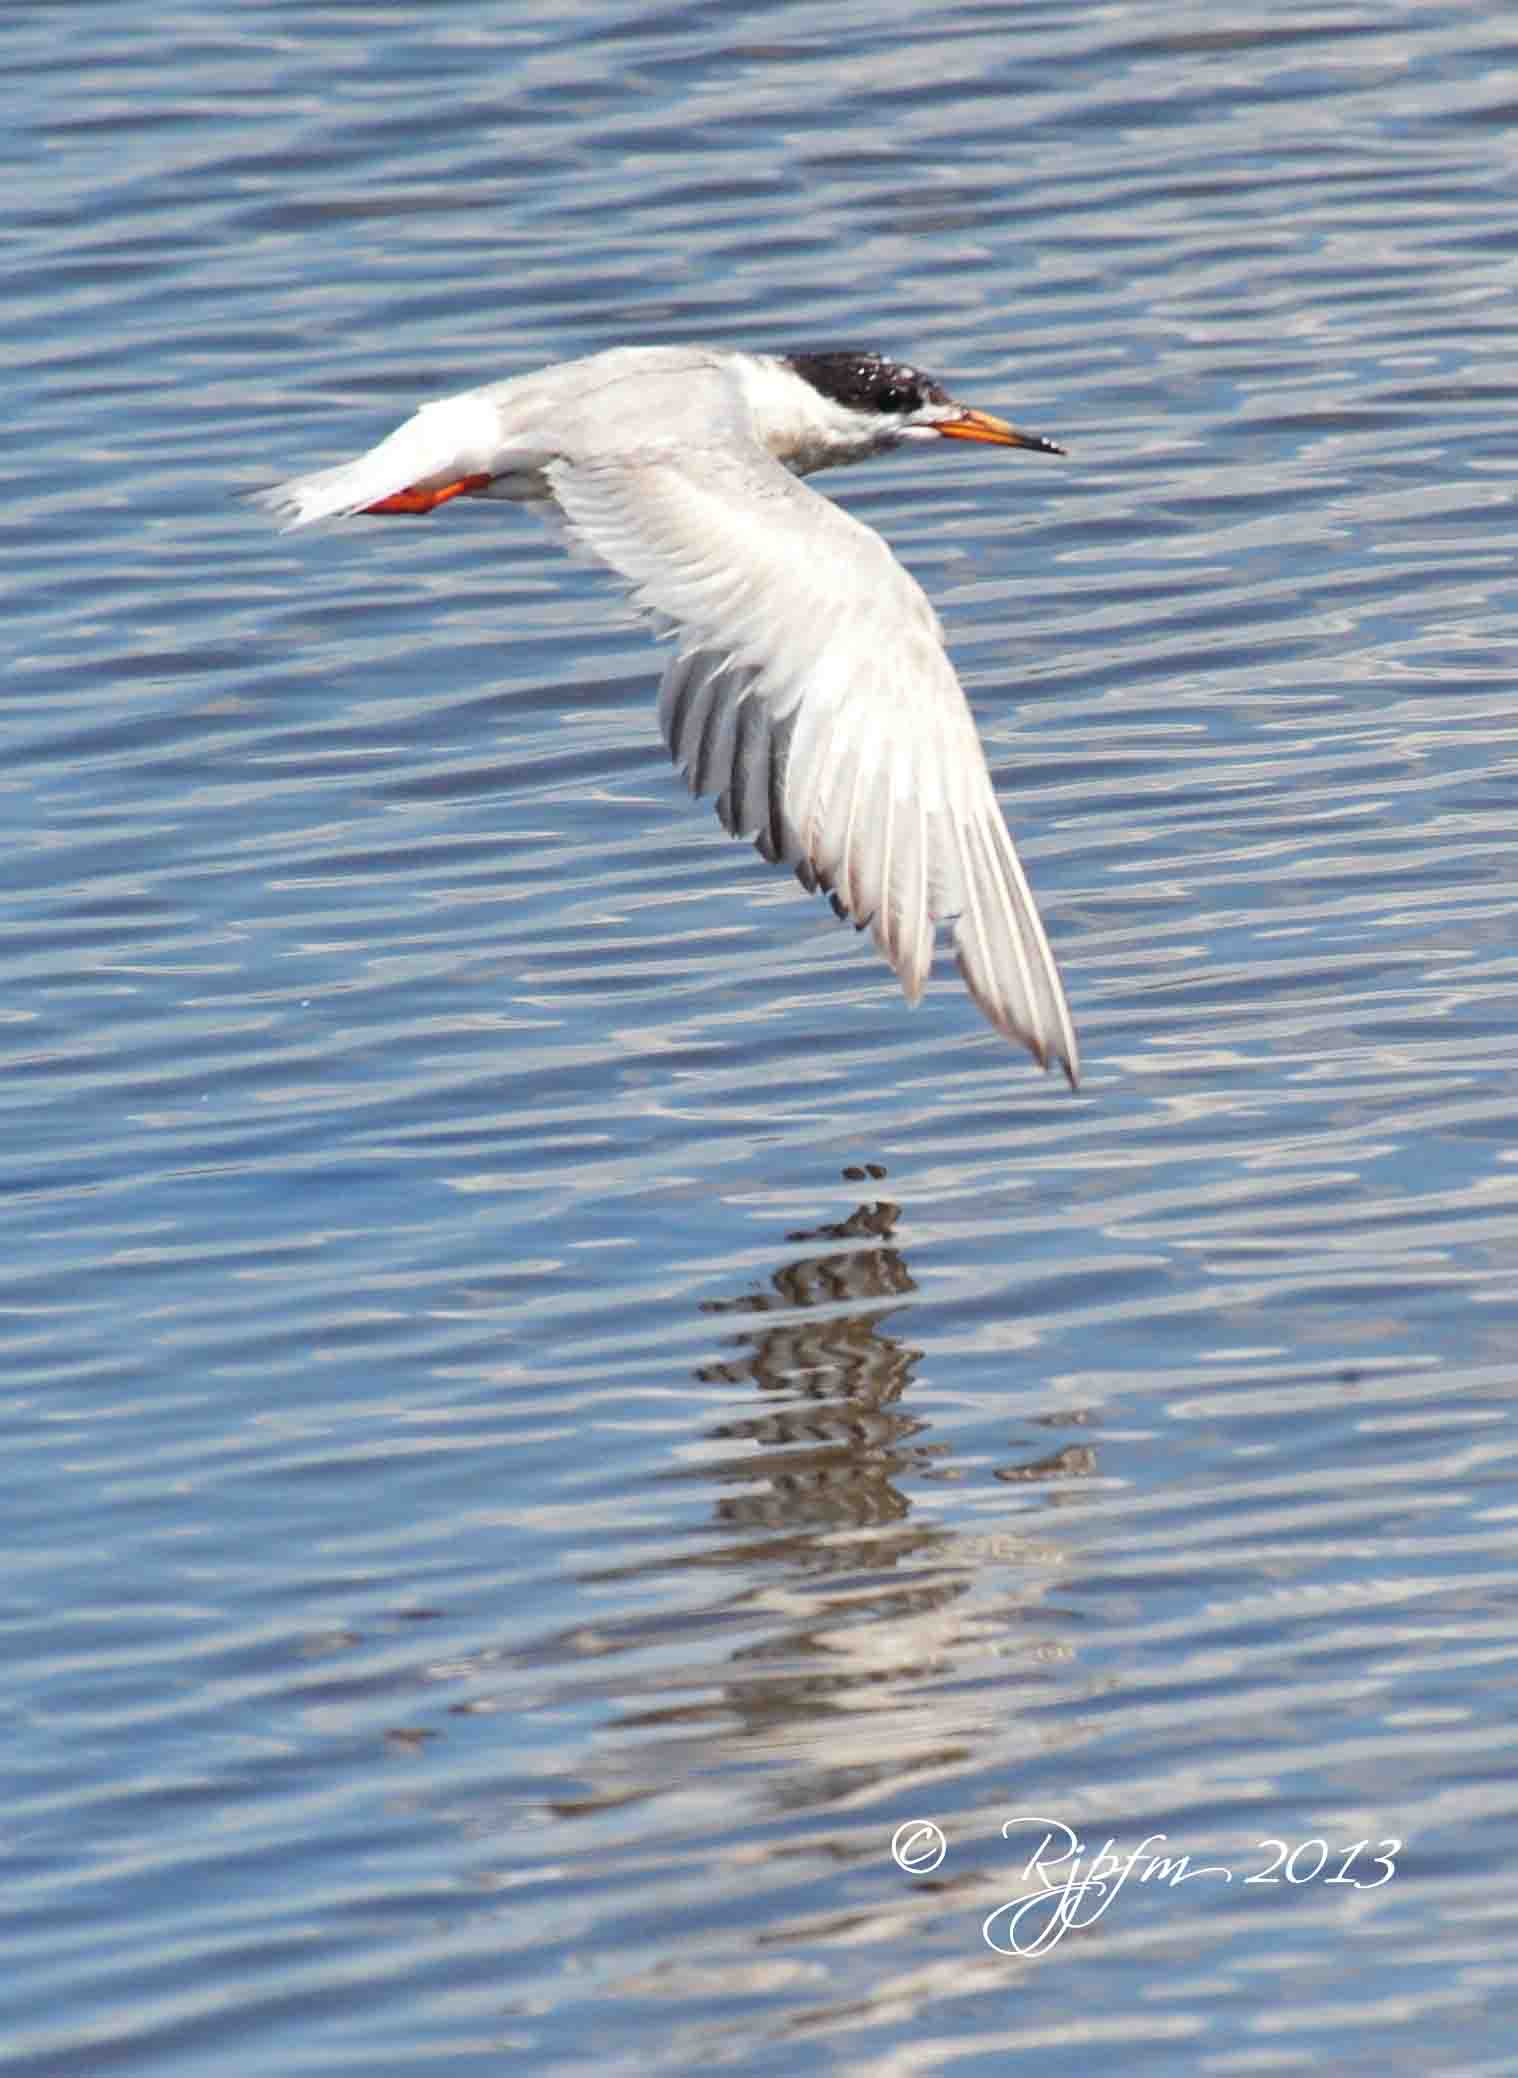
[7,1,1518,2069]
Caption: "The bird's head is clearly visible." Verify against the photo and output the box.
[761,349,1064,475]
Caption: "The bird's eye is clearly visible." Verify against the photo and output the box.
[877,383,915,414]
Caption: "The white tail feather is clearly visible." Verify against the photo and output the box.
[256,393,506,530]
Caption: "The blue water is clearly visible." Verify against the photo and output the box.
[7,1,1518,2070]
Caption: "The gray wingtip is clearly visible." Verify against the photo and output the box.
[952,941,1081,1087]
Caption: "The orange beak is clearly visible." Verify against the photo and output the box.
[934,407,1064,455]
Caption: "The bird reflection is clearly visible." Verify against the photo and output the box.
[647,1173,1100,1548]
[511,1171,1104,1839]
[687,1183,931,1538]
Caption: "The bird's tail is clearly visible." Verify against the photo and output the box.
[254,455,395,530]
[255,394,502,530]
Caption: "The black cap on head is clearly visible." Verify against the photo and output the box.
[783,350,949,418]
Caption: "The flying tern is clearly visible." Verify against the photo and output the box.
[259,344,1079,1083]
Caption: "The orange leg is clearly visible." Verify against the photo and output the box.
[362,474,492,516]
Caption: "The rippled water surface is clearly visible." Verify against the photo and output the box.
[9,2,1518,2070]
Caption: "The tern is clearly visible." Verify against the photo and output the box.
[259,345,1079,1083]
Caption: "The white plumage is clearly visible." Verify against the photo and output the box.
[259,344,1079,1084]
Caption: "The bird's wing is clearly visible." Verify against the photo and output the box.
[545,443,1078,1082]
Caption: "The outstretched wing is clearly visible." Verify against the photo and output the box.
[545,443,1078,1083]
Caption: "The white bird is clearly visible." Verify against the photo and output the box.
[259,344,1079,1084]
